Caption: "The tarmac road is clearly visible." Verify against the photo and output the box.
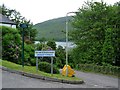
[1,70,119,88]
[75,70,119,88]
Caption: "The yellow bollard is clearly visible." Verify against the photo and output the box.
[62,65,75,77]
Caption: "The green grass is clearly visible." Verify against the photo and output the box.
[1,60,82,81]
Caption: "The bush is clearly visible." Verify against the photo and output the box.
[38,62,59,74]
[1,26,21,63]
[30,59,36,66]
[24,43,35,65]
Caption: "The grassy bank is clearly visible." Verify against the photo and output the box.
[0,60,82,81]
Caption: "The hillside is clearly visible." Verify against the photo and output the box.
[33,16,73,41]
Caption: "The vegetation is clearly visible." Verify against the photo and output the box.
[33,16,73,41]
[38,62,59,74]
[1,0,119,78]
[70,1,120,67]
[24,43,35,66]
[0,3,70,78]
[0,4,37,42]
[55,45,66,68]
[1,26,36,66]
[77,64,120,77]
[1,26,21,64]
[46,40,56,50]
[0,5,37,65]
[1,60,81,81]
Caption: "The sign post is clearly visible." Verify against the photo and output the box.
[20,23,28,68]
[51,57,53,76]
[36,57,38,71]
[35,50,55,75]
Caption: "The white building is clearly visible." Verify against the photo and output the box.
[0,14,16,28]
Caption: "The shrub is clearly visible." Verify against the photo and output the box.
[24,43,35,66]
[30,59,36,66]
[1,26,21,63]
[38,62,59,74]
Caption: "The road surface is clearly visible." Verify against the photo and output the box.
[1,70,119,88]
[75,70,119,88]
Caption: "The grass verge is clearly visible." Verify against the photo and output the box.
[0,60,82,81]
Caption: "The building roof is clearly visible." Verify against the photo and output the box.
[0,13,16,25]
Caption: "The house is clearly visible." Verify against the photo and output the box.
[0,13,16,28]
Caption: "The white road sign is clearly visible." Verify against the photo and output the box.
[35,51,55,57]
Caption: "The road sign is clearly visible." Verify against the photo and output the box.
[35,50,55,75]
[35,51,55,57]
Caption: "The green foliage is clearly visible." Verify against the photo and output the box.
[29,59,36,66]
[1,26,21,63]
[24,43,35,66]
[55,46,66,68]
[33,17,73,41]
[47,40,56,50]
[35,43,42,50]
[0,4,37,43]
[1,26,36,65]
[0,4,38,65]
[38,62,59,74]
[70,1,120,66]
[77,64,119,76]
[102,28,115,64]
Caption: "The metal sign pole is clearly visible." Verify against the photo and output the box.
[36,57,38,71]
[51,57,53,76]
[20,23,28,68]
[22,28,24,68]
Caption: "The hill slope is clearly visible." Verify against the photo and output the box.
[33,16,73,41]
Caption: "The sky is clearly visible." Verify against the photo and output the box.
[0,0,119,24]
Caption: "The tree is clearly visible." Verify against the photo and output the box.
[0,4,37,43]
[70,1,120,66]
[102,28,115,65]
[46,40,56,50]
[38,37,46,49]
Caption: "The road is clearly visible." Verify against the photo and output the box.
[75,70,119,88]
[1,70,119,88]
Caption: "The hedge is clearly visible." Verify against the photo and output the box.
[76,64,120,76]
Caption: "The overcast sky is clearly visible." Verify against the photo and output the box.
[0,0,119,24]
